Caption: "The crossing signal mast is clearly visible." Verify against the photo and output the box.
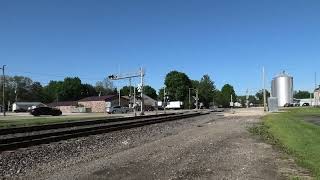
[108,67,145,115]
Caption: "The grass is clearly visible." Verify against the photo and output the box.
[0,115,119,128]
[250,108,320,179]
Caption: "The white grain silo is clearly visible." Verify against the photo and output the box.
[271,71,294,107]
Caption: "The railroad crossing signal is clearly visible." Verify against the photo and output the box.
[137,83,142,93]
[108,68,145,115]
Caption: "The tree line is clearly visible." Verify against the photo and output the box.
[0,75,159,107]
[1,71,312,109]
[158,71,237,109]
[0,76,118,106]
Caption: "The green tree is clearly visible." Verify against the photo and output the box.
[120,86,137,96]
[121,85,157,100]
[95,78,116,95]
[237,96,247,107]
[191,80,200,89]
[255,89,270,105]
[294,90,311,99]
[143,85,157,100]
[28,82,45,102]
[11,76,33,102]
[81,84,97,98]
[164,71,192,108]
[43,80,64,103]
[0,76,41,104]
[213,90,223,107]
[220,84,237,107]
[158,88,164,101]
[198,75,216,108]
[60,77,82,101]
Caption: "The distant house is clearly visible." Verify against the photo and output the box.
[78,95,129,113]
[47,101,78,113]
[12,102,46,112]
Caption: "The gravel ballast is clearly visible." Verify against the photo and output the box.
[0,111,310,179]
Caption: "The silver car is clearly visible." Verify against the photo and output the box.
[107,106,129,114]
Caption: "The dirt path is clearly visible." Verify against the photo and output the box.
[30,110,307,180]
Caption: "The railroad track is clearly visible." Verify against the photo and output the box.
[0,111,210,151]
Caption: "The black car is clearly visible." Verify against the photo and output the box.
[30,107,62,116]
[302,103,310,106]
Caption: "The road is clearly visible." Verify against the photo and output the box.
[0,108,308,179]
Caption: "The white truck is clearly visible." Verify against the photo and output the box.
[165,101,183,109]
[157,101,184,109]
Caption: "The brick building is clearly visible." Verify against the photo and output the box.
[78,95,129,113]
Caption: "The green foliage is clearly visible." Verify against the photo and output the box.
[43,78,100,102]
[95,78,116,96]
[191,80,200,89]
[61,77,82,101]
[81,84,98,98]
[1,75,117,107]
[158,88,164,101]
[143,85,157,100]
[198,75,216,108]
[220,84,237,107]
[164,71,192,104]
[121,85,157,100]
[0,76,49,106]
[256,89,270,105]
[120,86,137,96]
[43,80,64,103]
[237,96,247,107]
[294,90,312,99]
[252,108,320,179]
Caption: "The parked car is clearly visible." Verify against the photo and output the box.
[14,108,28,113]
[30,107,62,116]
[302,103,310,106]
[293,102,300,107]
[107,106,129,114]
[284,103,293,107]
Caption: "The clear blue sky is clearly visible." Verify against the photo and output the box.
[1,0,320,95]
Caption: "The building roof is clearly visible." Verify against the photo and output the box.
[13,102,43,106]
[78,95,118,102]
[47,101,78,107]
[143,94,157,106]
[129,94,157,106]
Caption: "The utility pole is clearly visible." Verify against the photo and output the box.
[1,65,6,116]
[196,89,199,109]
[129,78,132,108]
[230,94,234,113]
[118,88,121,106]
[263,67,267,112]
[212,90,215,109]
[231,94,233,104]
[315,72,317,107]
[189,88,198,109]
[140,67,144,115]
[246,89,249,108]
[15,83,18,102]
[133,85,136,116]
[188,88,191,109]
[163,87,166,114]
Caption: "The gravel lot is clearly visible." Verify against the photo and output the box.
[0,109,309,179]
